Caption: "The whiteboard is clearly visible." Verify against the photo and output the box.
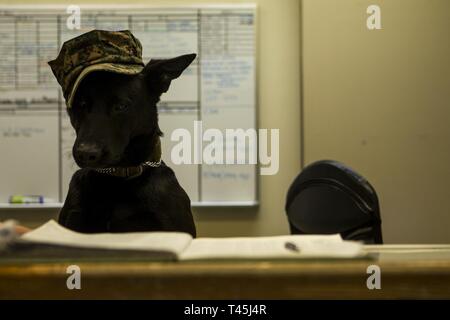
[0,5,257,207]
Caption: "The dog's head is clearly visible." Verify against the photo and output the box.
[69,53,195,168]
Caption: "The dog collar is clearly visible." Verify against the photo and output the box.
[93,137,162,179]
[94,159,162,179]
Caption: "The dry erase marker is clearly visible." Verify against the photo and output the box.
[9,195,55,204]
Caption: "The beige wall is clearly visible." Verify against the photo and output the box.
[303,0,450,243]
[0,0,299,237]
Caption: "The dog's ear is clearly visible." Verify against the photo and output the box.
[142,53,196,93]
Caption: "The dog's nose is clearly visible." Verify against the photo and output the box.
[74,143,103,167]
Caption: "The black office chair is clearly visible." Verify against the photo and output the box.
[285,160,383,244]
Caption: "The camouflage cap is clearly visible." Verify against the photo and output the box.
[48,29,145,108]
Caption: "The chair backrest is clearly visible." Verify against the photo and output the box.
[285,160,383,244]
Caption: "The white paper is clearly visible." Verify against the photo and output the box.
[179,234,364,260]
[21,221,364,260]
[21,220,192,256]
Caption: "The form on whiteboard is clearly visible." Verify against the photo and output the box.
[0,5,257,207]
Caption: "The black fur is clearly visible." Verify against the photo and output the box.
[59,54,197,237]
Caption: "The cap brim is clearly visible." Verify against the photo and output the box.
[67,63,144,108]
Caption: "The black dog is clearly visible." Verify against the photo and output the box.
[59,54,197,237]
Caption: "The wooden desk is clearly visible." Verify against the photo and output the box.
[1,245,450,299]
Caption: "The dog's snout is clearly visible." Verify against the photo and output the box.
[74,143,103,167]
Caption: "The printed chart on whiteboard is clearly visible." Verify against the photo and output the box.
[0,5,257,206]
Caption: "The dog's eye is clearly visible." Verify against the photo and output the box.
[113,104,129,114]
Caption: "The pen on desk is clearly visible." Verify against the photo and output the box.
[285,241,301,253]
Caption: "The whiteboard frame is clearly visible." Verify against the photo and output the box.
[0,4,259,207]
[0,201,258,209]
[0,4,257,10]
